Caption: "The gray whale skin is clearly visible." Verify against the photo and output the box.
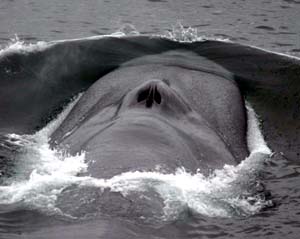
[1,35,300,238]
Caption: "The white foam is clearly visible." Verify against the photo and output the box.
[0,35,48,56]
[0,100,272,219]
[2,25,297,62]
[161,24,300,59]
[0,27,281,219]
[0,27,272,218]
[0,25,233,60]
[0,31,130,57]
[159,23,232,43]
[246,103,271,155]
[0,95,83,212]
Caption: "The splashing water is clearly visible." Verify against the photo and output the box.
[161,22,231,43]
[1,25,297,62]
[0,24,229,57]
[163,22,201,42]
[0,35,48,56]
[0,31,127,57]
[0,94,84,213]
[0,28,273,220]
[0,95,272,220]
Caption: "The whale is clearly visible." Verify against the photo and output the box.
[1,35,300,238]
[49,50,249,178]
[1,35,300,159]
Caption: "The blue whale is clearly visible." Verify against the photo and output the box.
[0,35,300,238]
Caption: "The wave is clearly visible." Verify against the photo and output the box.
[0,98,272,219]
[1,24,298,62]
[0,26,277,220]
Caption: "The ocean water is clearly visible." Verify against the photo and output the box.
[1,0,300,55]
[0,0,300,238]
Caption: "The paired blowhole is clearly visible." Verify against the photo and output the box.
[137,85,162,108]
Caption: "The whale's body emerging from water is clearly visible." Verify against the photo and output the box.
[1,35,299,160]
[50,49,249,178]
[0,35,300,237]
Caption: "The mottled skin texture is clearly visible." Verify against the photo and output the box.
[1,35,299,162]
[1,35,300,238]
[48,54,248,221]
[50,61,248,178]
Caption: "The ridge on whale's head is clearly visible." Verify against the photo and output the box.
[4,34,299,181]
[55,76,239,179]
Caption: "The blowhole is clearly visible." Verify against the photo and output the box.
[137,86,161,108]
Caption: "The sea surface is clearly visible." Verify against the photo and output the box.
[0,0,300,238]
[1,0,300,55]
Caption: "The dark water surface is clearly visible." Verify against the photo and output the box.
[1,0,300,55]
[0,0,300,238]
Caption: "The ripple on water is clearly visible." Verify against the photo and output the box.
[0,21,299,237]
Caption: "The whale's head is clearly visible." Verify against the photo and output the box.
[52,78,240,178]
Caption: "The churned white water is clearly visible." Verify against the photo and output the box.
[0,31,273,219]
[0,95,272,219]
